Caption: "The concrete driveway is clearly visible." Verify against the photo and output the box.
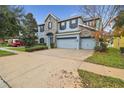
[0,49,93,88]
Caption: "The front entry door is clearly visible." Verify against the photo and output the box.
[47,36,51,48]
[47,33,53,48]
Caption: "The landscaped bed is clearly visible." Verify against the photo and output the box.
[0,50,16,57]
[78,69,124,88]
[8,45,48,52]
[85,48,124,69]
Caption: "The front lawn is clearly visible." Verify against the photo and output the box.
[8,47,26,52]
[85,48,124,69]
[0,50,16,57]
[0,43,9,47]
[78,69,124,88]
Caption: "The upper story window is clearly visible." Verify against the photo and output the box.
[40,25,44,32]
[69,19,78,29]
[60,22,66,30]
[48,22,52,29]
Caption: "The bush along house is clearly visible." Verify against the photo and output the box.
[36,14,100,49]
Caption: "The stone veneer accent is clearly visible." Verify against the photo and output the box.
[44,15,59,46]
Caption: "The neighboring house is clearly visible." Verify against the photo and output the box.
[113,36,124,49]
[36,14,100,49]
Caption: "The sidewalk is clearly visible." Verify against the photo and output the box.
[79,61,124,80]
[0,48,17,53]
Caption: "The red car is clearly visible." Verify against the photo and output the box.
[9,39,24,47]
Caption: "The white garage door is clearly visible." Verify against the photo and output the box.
[81,38,96,49]
[57,37,77,49]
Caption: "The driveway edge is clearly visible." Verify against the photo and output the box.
[0,75,11,88]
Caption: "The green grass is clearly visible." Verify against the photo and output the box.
[85,48,124,69]
[8,47,26,52]
[0,43,8,47]
[78,69,124,88]
[0,50,16,57]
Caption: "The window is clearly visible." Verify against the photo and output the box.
[40,25,44,32]
[96,20,100,29]
[87,22,90,26]
[60,22,66,30]
[83,22,87,25]
[48,22,52,29]
[40,38,44,44]
[69,19,78,29]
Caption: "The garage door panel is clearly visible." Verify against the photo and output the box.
[81,38,96,49]
[57,38,77,49]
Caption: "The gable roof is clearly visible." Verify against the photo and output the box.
[58,16,83,22]
[44,14,60,22]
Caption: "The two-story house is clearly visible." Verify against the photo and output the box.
[37,14,100,49]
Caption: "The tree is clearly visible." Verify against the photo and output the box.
[0,5,24,39]
[112,10,124,48]
[80,5,121,51]
[80,5,120,31]
[21,13,37,47]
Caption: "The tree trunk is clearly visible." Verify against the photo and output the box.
[117,37,120,48]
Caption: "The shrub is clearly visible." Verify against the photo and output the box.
[0,42,9,47]
[25,45,48,52]
[95,43,107,52]
[120,47,124,53]
[51,43,56,48]
[100,42,107,52]
[95,46,101,51]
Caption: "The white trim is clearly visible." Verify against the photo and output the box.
[79,24,97,31]
[56,31,81,36]
[44,14,60,22]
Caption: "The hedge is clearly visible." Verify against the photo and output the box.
[25,45,48,52]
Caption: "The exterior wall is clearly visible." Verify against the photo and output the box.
[36,26,46,43]
[58,18,82,33]
[113,37,124,49]
[79,26,94,37]
[44,15,58,45]
[56,34,78,38]
[84,19,101,30]
[78,17,84,24]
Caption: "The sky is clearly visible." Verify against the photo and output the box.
[24,5,81,24]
